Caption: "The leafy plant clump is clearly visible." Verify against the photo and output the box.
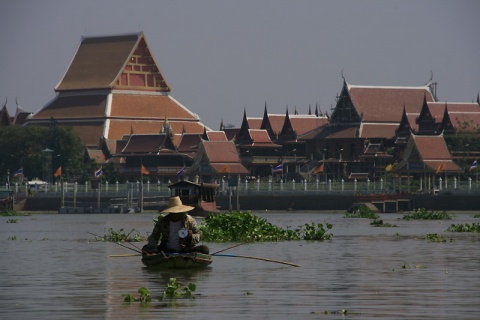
[370,219,397,227]
[1,211,22,216]
[423,233,447,243]
[91,228,145,242]
[122,278,197,304]
[447,222,480,233]
[6,218,18,223]
[344,206,379,219]
[473,213,480,218]
[199,211,333,242]
[402,208,451,220]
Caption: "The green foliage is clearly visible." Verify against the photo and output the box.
[123,287,151,303]
[199,211,333,241]
[473,214,480,218]
[7,236,17,240]
[0,211,22,216]
[92,228,145,242]
[370,219,397,227]
[423,233,447,243]
[6,218,18,223]
[0,125,85,182]
[402,208,451,220]
[122,279,197,304]
[163,278,196,300]
[344,206,379,219]
[447,222,480,233]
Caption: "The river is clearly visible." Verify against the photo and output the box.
[1,211,479,319]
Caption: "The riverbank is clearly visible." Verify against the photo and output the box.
[14,192,480,213]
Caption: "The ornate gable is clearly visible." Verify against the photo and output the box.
[330,79,362,124]
[235,109,253,145]
[260,103,276,141]
[416,95,436,134]
[277,109,296,142]
[114,37,170,92]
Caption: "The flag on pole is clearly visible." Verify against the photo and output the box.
[469,160,477,172]
[435,162,446,174]
[14,167,23,176]
[54,166,62,177]
[312,163,324,174]
[176,166,187,175]
[94,167,103,177]
[141,165,150,175]
[272,164,283,173]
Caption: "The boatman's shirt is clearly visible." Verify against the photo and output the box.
[147,214,201,252]
[168,220,182,251]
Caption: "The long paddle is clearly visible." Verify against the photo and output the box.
[211,241,251,255]
[212,253,301,267]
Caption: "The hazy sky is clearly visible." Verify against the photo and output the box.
[1,0,479,130]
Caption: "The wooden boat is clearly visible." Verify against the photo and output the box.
[141,252,213,269]
[167,180,220,216]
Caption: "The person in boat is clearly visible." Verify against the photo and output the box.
[142,196,209,255]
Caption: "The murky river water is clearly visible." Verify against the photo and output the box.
[1,211,479,319]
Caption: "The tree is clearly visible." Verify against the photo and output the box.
[0,126,85,183]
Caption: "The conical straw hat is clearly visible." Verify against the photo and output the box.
[160,196,195,213]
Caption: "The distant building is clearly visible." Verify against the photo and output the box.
[24,32,209,162]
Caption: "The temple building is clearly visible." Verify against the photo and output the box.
[24,32,209,160]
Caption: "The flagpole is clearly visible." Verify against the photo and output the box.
[139,158,144,213]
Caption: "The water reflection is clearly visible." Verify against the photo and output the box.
[0,212,479,319]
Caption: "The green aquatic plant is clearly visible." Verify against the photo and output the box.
[402,208,451,220]
[199,211,333,241]
[473,213,480,218]
[447,222,480,233]
[423,233,447,243]
[0,211,22,216]
[163,278,196,300]
[302,221,333,240]
[6,218,18,223]
[7,235,17,240]
[122,279,197,304]
[370,219,397,227]
[344,206,379,219]
[123,287,151,303]
[91,228,144,242]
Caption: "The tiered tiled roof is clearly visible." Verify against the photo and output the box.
[188,140,249,174]
[398,134,462,173]
[25,32,208,150]
[347,83,434,123]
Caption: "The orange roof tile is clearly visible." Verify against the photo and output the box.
[121,134,175,153]
[248,129,280,147]
[206,131,228,141]
[359,123,398,139]
[56,34,140,91]
[110,94,197,119]
[203,141,240,163]
[267,114,286,134]
[247,118,262,129]
[56,33,170,92]
[348,84,434,122]
[30,94,108,119]
[413,135,451,160]
[289,115,329,135]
